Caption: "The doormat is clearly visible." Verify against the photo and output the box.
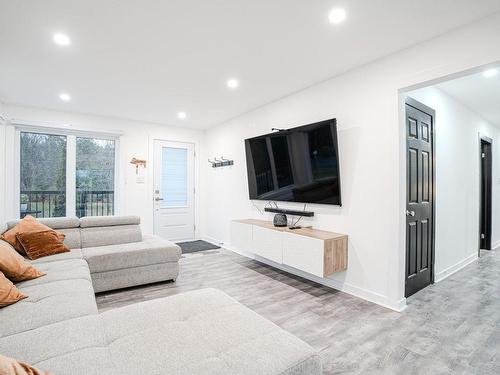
[177,240,221,254]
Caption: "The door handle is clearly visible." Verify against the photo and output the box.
[406,210,415,217]
[155,197,164,201]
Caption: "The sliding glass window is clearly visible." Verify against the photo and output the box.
[20,132,67,218]
[18,131,117,219]
[76,137,115,218]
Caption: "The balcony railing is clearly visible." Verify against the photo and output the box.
[76,190,114,218]
[20,190,114,218]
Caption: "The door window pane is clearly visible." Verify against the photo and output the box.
[76,137,115,217]
[20,132,67,218]
[161,147,187,207]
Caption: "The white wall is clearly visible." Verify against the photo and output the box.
[0,104,204,235]
[0,101,6,225]
[408,87,500,281]
[200,12,500,310]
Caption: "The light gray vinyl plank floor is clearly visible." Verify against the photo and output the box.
[96,248,500,375]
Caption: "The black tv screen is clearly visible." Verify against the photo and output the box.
[244,118,341,206]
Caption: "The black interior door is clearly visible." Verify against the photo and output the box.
[405,98,435,298]
[480,138,492,250]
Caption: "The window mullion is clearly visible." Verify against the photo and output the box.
[66,135,76,217]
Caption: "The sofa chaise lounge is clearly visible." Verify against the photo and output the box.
[0,216,322,374]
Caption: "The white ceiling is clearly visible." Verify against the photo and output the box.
[1,0,500,129]
[437,70,500,127]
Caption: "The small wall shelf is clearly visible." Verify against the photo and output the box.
[231,219,348,277]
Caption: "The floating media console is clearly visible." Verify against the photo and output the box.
[264,207,315,217]
[230,219,347,278]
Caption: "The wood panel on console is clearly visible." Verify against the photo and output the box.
[324,236,348,275]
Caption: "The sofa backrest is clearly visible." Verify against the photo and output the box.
[79,216,142,248]
[3,216,142,250]
[5,217,82,249]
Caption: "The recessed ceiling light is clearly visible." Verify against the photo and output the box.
[53,33,71,46]
[227,79,239,89]
[483,68,498,78]
[177,112,187,119]
[59,93,71,102]
[328,8,347,24]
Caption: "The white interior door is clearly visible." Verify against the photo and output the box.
[153,140,195,241]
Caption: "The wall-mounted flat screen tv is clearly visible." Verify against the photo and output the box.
[244,118,341,206]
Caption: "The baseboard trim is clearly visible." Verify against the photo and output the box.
[223,243,406,312]
[491,240,500,250]
[434,253,478,283]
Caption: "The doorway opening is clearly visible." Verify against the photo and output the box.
[401,63,500,298]
[480,136,492,252]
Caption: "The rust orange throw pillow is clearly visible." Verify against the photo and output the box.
[16,230,70,260]
[0,215,65,255]
[0,240,46,282]
[0,271,27,308]
[0,354,54,375]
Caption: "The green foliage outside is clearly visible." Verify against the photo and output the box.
[20,133,115,218]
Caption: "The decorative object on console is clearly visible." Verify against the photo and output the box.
[273,213,288,227]
[208,156,234,168]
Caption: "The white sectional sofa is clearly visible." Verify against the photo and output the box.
[0,216,322,374]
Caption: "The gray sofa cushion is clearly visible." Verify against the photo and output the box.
[91,262,179,294]
[0,315,106,365]
[0,278,97,338]
[0,315,115,375]
[16,259,91,288]
[80,225,142,248]
[6,216,80,230]
[58,228,82,249]
[82,234,180,273]
[29,249,83,264]
[35,348,114,375]
[80,215,140,228]
[100,288,321,375]
[0,288,321,375]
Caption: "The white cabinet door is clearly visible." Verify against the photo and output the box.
[252,225,283,264]
[282,232,324,277]
[230,221,253,253]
